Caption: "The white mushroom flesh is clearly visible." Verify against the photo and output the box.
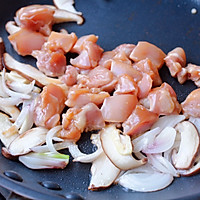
[172,121,200,170]
[100,124,147,171]
[88,152,120,190]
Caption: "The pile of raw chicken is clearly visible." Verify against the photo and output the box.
[1,1,200,192]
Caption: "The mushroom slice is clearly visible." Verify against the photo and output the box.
[5,21,21,35]
[172,121,200,170]
[53,0,82,15]
[53,9,83,25]
[88,152,120,190]
[0,112,18,148]
[100,124,147,171]
[8,127,48,156]
[3,53,61,87]
[0,105,20,122]
[0,37,5,71]
[177,156,200,176]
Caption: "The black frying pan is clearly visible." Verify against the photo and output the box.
[0,0,200,199]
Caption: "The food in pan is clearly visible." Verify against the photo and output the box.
[1,0,200,193]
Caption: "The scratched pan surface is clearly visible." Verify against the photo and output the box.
[0,0,200,199]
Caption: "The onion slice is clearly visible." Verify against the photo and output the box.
[151,115,185,130]
[142,127,176,154]
[147,154,178,177]
[19,152,69,169]
[46,125,62,153]
[117,169,174,192]
[132,127,160,152]
[73,147,103,163]
[2,68,31,99]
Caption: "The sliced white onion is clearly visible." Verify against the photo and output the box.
[0,76,9,97]
[2,68,31,99]
[19,108,34,134]
[115,163,156,183]
[19,152,69,169]
[142,127,176,154]
[73,147,103,163]
[14,105,30,129]
[68,143,86,158]
[31,140,73,153]
[46,125,62,153]
[7,80,35,94]
[0,112,18,148]
[52,137,64,142]
[0,96,23,106]
[147,154,178,177]
[117,170,174,192]
[132,127,160,152]
[151,115,185,130]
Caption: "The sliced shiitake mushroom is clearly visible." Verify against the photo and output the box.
[100,124,147,171]
[172,121,200,170]
[53,0,82,15]
[8,127,48,156]
[88,152,120,190]
[177,156,200,176]
[0,37,5,71]
[0,105,20,122]
[53,8,83,25]
[3,53,62,87]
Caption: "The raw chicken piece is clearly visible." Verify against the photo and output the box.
[33,83,67,129]
[114,74,138,96]
[60,65,78,86]
[8,28,46,56]
[32,31,77,77]
[99,44,135,69]
[130,41,166,69]
[113,44,135,57]
[99,51,116,69]
[45,31,77,53]
[186,64,200,87]
[122,105,158,138]
[177,68,188,84]
[70,41,103,69]
[133,58,162,86]
[181,88,200,117]
[78,66,115,90]
[164,47,186,77]
[33,50,67,77]
[137,73,153,99]
[15,5,55,36]
[101,94,138,122]
[66,85,110,107]
[147,82,181,115]
[111,60,142,82]
[71,34,98,54]
[59,103,105,141]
